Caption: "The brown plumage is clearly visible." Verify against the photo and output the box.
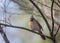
[29,15,45,40]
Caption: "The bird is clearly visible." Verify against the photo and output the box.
[29,15,46,40]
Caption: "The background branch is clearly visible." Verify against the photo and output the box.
[52,0,60,7]
[11,0,27,8]
[0,25,10,43]
[58,0,60,3]
[54,25,60,37]
[54,2,60,7]
[12,0,60,12]
[37,1,60,12]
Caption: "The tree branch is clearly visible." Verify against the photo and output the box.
[12,0,60,12]
[51,0,54,36]
[29,0,51,33]
[51,0,60,7]
[37,1,60,12]
[0,25,10,43]
[54,25,60,37]
[0,23,51,39]
[58,0,60,3]
[11,0,27,9]
[54,1,60,7]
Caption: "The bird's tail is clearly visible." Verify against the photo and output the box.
[39,31,46,40]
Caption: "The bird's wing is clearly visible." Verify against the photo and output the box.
[34,19,43,31]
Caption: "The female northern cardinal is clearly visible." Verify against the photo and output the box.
[29,15,46,40]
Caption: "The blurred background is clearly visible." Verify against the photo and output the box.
[0,0,60,43]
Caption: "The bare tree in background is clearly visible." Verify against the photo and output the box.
[0,0,60,43]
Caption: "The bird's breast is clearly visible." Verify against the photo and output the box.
[29,21,41,31]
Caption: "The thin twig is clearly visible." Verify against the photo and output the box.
[54,1,60,7]
[11,0,60,25]
[12,0,28,8]
[0,25,10,43]
[0,20,10,24]
[58,0,60,3]
[6,0,11,8]
[0,23,51,39]
[37,1,60,12]
[51,0,54,36]
[51,0,60,7]
[29,0,51,33]
[54,25,60,37]
[12,0,60,12]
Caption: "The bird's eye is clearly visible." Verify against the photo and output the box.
[30,18,33,21]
